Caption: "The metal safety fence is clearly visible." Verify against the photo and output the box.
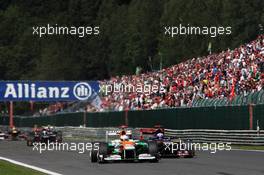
[165,129,264,145]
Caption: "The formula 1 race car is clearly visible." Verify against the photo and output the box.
[26,126,62,146]
[91,126,160,163]
[0,130,8,140]
[140,125,195,158]
[8,127,21,140]
[0,127,26,141]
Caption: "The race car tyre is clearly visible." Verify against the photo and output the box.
[27,139,33,146]
[148,141,158,154]
[98,142,108,163]
[11,134,18,141]
[27,140,32,146]
[186,140,195,158]
[188,150,195,158]
[56,131,63,143]
[91,149,98,163]
[148,141,159,162]
[99,142,108,155]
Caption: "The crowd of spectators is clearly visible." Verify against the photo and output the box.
[36,35,264,114]
[96,35,264,112]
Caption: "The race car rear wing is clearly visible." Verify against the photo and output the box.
[139,128,165,139]
[139,128,164,134]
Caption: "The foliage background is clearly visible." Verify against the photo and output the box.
[0,0,263,80]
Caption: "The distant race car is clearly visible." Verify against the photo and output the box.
[91,126,160,163]
[8,127,21,140]
[140,125,195,158]
[26,126,62,146]
[0,127,26,141]
[0,130,8,140]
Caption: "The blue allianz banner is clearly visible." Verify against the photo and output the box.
[0,81,100,101]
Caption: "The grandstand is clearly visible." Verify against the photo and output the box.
[97,35,264,111]
[34,35,263,115]
[46,35,264,114]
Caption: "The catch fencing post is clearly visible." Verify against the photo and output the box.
[125,108,129,126]
[9,101,13,128]
[249,103,254,130]
[83,109,87,127]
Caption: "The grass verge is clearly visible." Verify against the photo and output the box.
[0,160,46,175]
[231,145,264,151]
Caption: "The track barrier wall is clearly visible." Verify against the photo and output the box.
[165,129,264,145]
[0,104,263,130]
[192,89,264,107]
[1,126,262,145]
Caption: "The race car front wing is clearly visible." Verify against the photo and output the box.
[100,153,156,161]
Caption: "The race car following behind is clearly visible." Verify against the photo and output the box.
[0,127,27,141]
[26,126,62,146]
[140,125,195,158]
[0,130,8,140]
[91,126,160,163]
[8,127,21,140]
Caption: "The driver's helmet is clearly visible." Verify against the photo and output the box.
[47,125,51,131]
[42,129,47,135]
[120,135,129,141]
[120,130,126,136]
[156,132,164,139]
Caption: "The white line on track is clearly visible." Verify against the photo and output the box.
[0,156,63,175]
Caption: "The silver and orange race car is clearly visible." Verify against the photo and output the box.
[91,126,160,163]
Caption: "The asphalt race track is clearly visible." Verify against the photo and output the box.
[0,141,264,175]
